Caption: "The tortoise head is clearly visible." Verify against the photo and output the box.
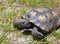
[13,17,31,28]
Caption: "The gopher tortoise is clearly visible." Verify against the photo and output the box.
[13,7,60,39]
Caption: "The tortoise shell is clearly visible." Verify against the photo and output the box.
[23,7,58,32]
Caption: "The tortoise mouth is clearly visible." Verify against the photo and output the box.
[19,22,31,28]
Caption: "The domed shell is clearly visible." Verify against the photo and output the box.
[23,7,58,32]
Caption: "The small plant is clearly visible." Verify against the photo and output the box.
[18,0,25,4]
[7,0,16,3]
[0,6,5,11]
[28,0,39,6]
[0,36,9,44]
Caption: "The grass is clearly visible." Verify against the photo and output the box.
[18,0,25,4]
[0,0,60,44]
[0,36,9,44]
[7,0,16,3]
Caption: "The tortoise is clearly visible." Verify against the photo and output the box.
[13,7,60,39]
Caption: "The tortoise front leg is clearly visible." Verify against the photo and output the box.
[23,27,44,39]
[32,27,44,39]
[23,29,32,35]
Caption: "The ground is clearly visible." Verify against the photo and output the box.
[0,0,60,44]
